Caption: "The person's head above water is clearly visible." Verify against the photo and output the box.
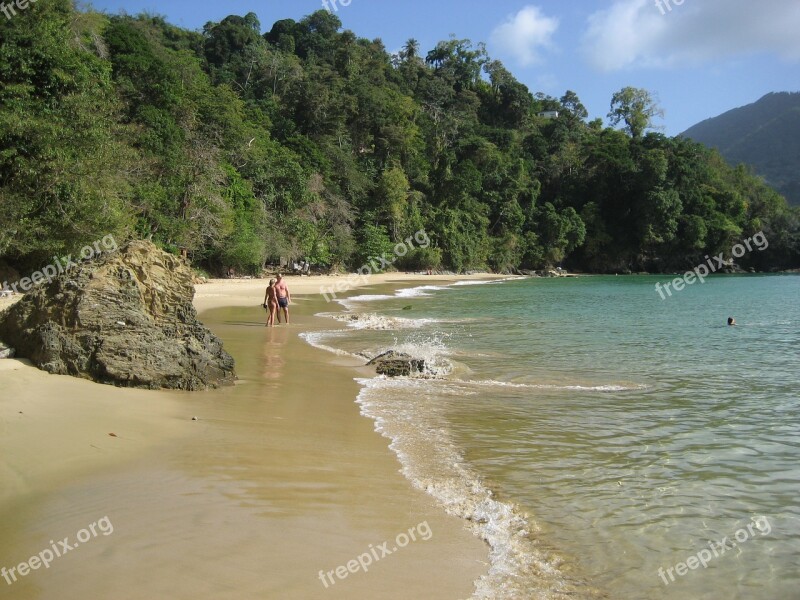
[728,317,736,326]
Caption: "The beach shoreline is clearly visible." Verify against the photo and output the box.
[0,271,510,599]
[191,271,512,312]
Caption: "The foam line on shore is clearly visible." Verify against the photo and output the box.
[354,377,603,599]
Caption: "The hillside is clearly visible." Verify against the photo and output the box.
[1,2,798,277]
[682,92,800,205]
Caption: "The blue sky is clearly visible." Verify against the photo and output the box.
[88,0,800,136]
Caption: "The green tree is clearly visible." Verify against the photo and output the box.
[376,166,411,240]
[0,1,133,266]
[608,87,664,139]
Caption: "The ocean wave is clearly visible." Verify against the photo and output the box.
[339,293,395,302]
[452,278,517,287]
[355,377,603,599]
[335,293,395,310]
[338,278,511,308]
[328,312,439,331]
[395,278,515,297]
[389,333,455,377]
[460,379,649,392]
[298,331,365,359]
[395,284,449,298]
[299,328,455,378]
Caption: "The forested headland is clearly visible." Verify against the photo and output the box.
[2,1,798,278]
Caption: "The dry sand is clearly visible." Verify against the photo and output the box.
[0,272,508,599]
[192,271,506,311]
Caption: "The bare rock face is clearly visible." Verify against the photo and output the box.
[0,241,235,390]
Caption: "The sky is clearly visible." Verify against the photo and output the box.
[87,0,800,136]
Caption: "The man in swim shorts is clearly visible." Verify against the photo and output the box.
[275,273,291,324]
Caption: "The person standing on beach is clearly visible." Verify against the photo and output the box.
[263,279,278,327]
[274,274,291,324]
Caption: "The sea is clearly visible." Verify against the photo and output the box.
[302,274,800,600]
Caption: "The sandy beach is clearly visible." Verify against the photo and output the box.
[0,272,504,599]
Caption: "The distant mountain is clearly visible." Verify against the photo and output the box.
[681,92,800,205]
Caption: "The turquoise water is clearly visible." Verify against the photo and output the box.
[306,275,800,599]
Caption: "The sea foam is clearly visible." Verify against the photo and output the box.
[355,377,602,599]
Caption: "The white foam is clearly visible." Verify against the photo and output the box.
[452,278,517,287]
[355,377,598,599]
[395,284,449,298]
[339,278,511,308]
[461,379,649,392]
[298,331,364,359]
[391,332,455,377]
[300,327,455,378]
[341,293,395,302]
[336,294,394,306]
[336,294,395,311]
[328,312,439,331]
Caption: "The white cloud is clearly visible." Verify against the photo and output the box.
[582,0,800,71]
[490,6,559,67]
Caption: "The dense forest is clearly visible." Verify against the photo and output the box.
[1,1,799,277]
[682,92,800,207]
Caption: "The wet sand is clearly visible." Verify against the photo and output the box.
[0,273,501,599]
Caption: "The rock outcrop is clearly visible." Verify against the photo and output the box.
[367,350,425,377]
[0,241,235,390]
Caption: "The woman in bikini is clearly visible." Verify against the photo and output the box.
[263,279,278,327]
